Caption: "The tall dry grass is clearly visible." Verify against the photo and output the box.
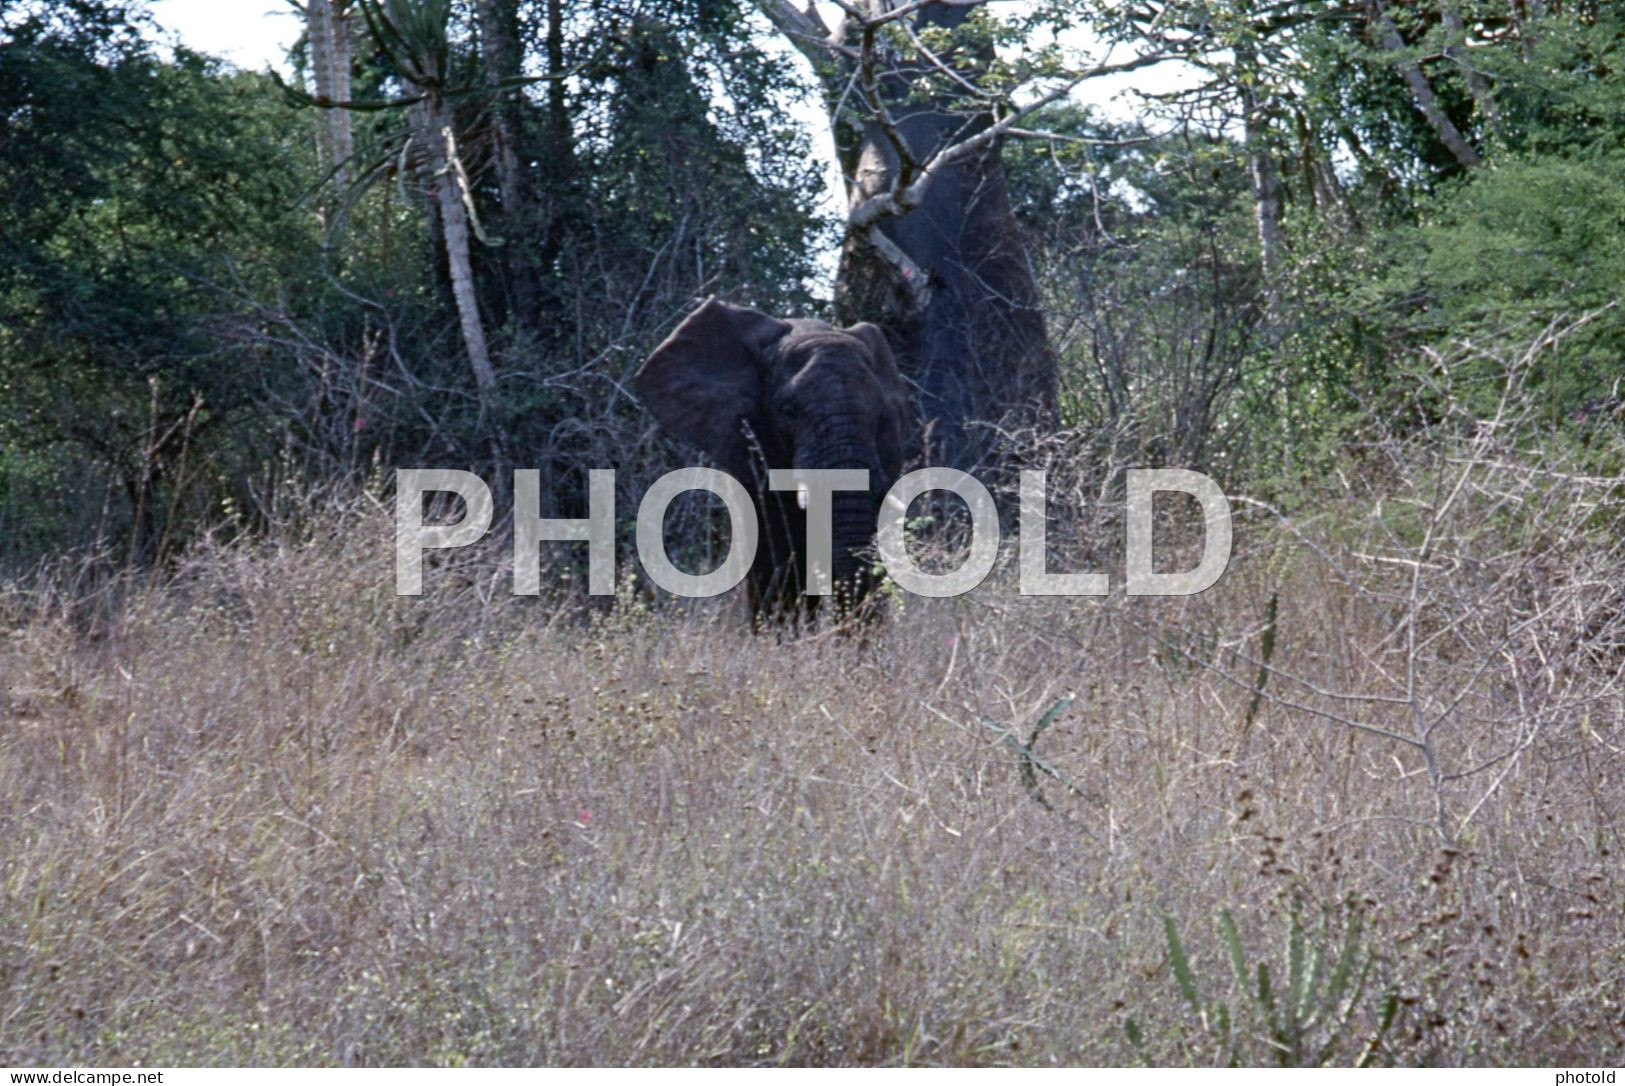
[2,369,1622,1065]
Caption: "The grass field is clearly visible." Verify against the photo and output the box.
[2,437,1622,1065]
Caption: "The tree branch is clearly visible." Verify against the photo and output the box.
[1372,2,1482,169]
[753,0,841,67]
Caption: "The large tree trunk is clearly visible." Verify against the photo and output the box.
[837,116,1055,471]
[773,1,1056,473]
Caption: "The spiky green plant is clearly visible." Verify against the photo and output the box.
[1126,901,1402,1066]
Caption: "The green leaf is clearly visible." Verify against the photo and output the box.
[1163,914,1201,1014]
[1325,907,1363,1011]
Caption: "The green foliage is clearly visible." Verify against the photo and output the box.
[1004,107,1266,469]
[1466,3,1625,158]
[0,0,833,567]
[1404,151,1625,419]
[0,2,320,562]
[1279,2,1625,433]
[5,0,1625,568]
[1049,0,1625,497]
[570,12,828,317]
[1126,901,1402,1067]
[356,0,453,84]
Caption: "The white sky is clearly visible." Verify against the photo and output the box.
[147,1,297,72]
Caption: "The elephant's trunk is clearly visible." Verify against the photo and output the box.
[798,416,882,598]
[829,487,877,590]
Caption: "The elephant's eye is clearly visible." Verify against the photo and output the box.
[774,393,800,422]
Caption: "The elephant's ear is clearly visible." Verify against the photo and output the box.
[845,320,915,481]
[636,297,790,461]
[844,321,903,390]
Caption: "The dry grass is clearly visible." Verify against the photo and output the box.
[2,423,1623,1065]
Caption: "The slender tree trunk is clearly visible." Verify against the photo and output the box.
[435,126,498,395]
[536,0,576,299]
[307,0,355,188]
[412,97,497,394]
[1295,107,1347,222]
[477,0,540,328]
[1236,43,1284,309]
[383,0,495,395]
[476,0,521,203]
[1373,4,1482,169]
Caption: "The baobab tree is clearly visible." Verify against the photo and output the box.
[756,0,1169,469]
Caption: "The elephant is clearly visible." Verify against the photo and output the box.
[635,296,914,616]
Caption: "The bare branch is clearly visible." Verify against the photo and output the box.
[1371,2,1482,168]
[752,0,841,66]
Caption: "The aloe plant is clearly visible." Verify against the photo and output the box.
[1126,901,1401,1066]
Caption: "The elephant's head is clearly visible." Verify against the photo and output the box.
[635,296,913,609]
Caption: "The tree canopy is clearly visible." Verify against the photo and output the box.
[2,0,1621,567]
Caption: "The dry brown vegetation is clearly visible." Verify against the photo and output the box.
[2,392,1623,1066]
